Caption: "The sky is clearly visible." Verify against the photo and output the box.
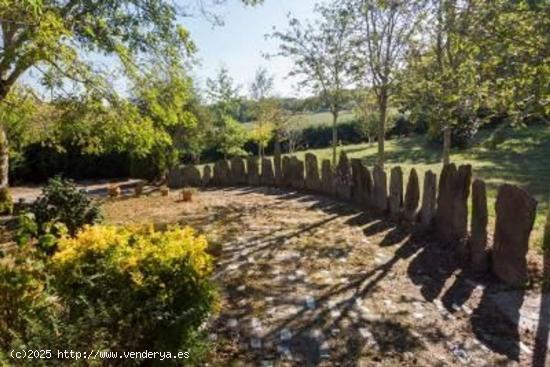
[185,0,318,98]
[21,0,319,100]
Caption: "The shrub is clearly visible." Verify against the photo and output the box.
[0,187,12,215]
[1,224,217,365]
[30,176,102,236]
[51,225,217,355]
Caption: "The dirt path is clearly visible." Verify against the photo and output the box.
[103,187,548,366]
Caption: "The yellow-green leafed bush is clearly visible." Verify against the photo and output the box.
[51,225,217,358]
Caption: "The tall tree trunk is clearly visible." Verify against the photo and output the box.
[377,89,388,169]
[331,110,339,165]
[0,127,8,189]
[442,126,451,165]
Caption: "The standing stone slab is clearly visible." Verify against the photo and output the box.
[389,167,404,219]
[274,143,283,186]
[167,166,184,189]
[321,159,334,196]
[261,158,275,186]
[492,184,537,286]
[230,156,247,185]
[351,159,366,205]
[282,156,292,187]
[292,158,305,190]
[182,165,202,187]
[202,165,212,187]
[470,179,488,273]
[403,168,420,222]
[372,165,388,213]
[454,164,472,246]
[436,163,458,243]
[364,167,374,208]
[544,204,550,282]
[335,151,352,201]
[305,153,322,192]
[419,171,437,230]
[247,157,260,186]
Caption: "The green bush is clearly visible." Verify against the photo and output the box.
[1,224,217,366]
[52,225,217,356]
[30,176,102,236]
[0,187,12,215]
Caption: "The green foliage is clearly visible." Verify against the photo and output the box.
[30,177,102,236]
[217,116,250,157]
[0,187,12,215]
[0,224,217,365]
[51,225,217,355]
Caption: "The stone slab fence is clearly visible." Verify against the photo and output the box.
[168,153,540,287]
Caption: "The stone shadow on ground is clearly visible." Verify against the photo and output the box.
[207,187,534,365]
[407,234,528,362]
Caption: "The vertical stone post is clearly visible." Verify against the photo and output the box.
[335,151,352,201]
[167,166,184,189]
[454,165,472,250]
[261,158,275,186]
[403,168,420,222]
[230,156,247,185]
[182,165,202,187]
[389,166,403,220]
[305,153,321,192]
[282,156,292,187]
[372,165,388,213]
[290,157,305,190]
[351,159,365,205]
[274,142,283,186]
[470,179,488,272]
[419,170,437,230]
[321,159,334,196]
[247,156,260,186]
[436,163,457,242]
[543,202,550,287]
[202,165,212,187]
[364,167,374,209]
[492,184,537,286]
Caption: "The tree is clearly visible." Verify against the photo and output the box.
[350,0,427,168]
[249,67,274,159]
[270,2,354,164]
[353,90,380,143]
[0,0,262,188]
[206,67,248,157]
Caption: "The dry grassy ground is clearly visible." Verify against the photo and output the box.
[104,188,548,366]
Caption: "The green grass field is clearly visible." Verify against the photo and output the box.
[284,124,550,251]
[243,110,356,130]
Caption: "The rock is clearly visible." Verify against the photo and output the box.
[372,165,388,213]
[274,143,283,186]
[389,166,403,219]
[247,156,260,186]
[470,179,488,273]
[403,168,420,222]
[182,165,201,187]
[436,163,457,243]
[544,205,550,281]
[167,166,184,189]
[261,158,275,186]
[419,170,437,230]
[282,156,292,187]
[305,153,321,192]
[230,156,247,185]
[290,157,305,189]
[213,160,231,186]
[351,159,367,207]
[364,167,374,208]
[202,165,212,187]
[492,184,537,286]
[454,165,472,250]
[334,151,352,201]
[321,159,334,196]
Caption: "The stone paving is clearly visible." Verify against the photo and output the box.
[102,187,549,366]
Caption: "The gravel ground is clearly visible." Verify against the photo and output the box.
[100,187,549,366]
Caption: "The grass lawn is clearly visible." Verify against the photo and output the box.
[243,110,356,130]
[282,124,550,251]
